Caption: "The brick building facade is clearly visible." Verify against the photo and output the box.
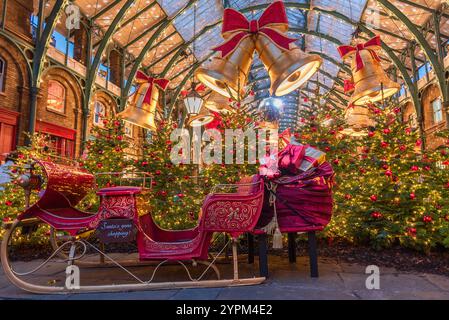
[0,0,144,162]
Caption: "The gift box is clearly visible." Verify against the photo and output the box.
[299,146,326,172]
[278,144,306,175]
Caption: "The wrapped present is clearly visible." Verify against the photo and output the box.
[289,137,326,172]
[278,144,306,175]
[299,146,326,172]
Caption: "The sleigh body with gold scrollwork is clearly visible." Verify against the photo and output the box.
[1,160,265,294]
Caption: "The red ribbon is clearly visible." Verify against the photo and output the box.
[213,1,297,58]
[337,35,382,72]
[135,71,169,105]
[181,83,206,97]
[344,79,355,93]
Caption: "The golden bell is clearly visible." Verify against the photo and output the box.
[349,49,400,106]
[195,37,255,99]
[204,92,234,114]
[255,35,322,97]
[117,82,159,131]
[341,105,375,137]
[187,107,214,127]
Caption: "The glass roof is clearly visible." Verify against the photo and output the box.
[45,0,449,130]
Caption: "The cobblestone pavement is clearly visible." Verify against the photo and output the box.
[1,255,449,300]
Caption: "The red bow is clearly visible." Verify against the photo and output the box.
[213,1,296,58]
[337,35,382,72]
[344,79,355,93]
[205,111,223,130]
[181,83,206,97]
[135,71,169,106]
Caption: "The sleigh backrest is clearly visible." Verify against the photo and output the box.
[200,175,264,237]
[35,160,95,210]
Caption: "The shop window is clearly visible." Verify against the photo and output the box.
[46,135,75,159]
[47,80,66,114]
[93,101,106,127]
[432,98,443,124]
[0,57,5,92]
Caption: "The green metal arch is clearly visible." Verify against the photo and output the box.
[82,0,136,143]
[377,0,448,104]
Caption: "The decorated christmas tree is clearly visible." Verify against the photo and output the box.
[324,103,449,251]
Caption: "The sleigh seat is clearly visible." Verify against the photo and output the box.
[136,175,264,261]
[18,161,142,236]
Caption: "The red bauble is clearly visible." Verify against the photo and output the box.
[368,131,375,138]
[96,163,103,169]
[177,193,184,198]
[423,215,432,224]
[155,170,161,175]
[5,200,13,206]
[117,135,123,141]
[399,145,407,152]
[384,170,393,177]
[160,191,167,197]
[344,194,351,200]
[382,164,389,170]
[371,211,383,219]
[410,193,416,200]
[370,195,378,202]
[332,159,339,165]
[380,141,389,148]
[408,227,417,236]
[416,139,422,147]
[405,127,412,134]
[383,128,391,134]
[410,165,419,172]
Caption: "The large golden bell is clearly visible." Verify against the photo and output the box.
[117,82,159,131]
[349,50,400,106]
[187,107,214,127]
[195,37,255,99]
[204,92,234,114]
[341,105,375,137]
[256,34,322,97]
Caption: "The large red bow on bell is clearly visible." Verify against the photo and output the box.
[213,1,297,58]
[135,70,169,105]
[337,35,382,72]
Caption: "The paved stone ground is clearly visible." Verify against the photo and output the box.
[1,254,449,300]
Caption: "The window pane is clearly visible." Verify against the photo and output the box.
[0,57,4,92]
[432,99,443,123]
[47,80,66,113]
[94,101,106,126]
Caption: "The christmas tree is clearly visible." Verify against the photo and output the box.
[323,103,449,251]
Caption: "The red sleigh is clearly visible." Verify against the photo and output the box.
[1,160,265,294]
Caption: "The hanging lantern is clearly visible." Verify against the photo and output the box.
[118,71,169,131]
[341,104,375,137]
[183,89,204,116]
[338,35,400,106]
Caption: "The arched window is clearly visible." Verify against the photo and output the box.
[0,56,5,92]
[46,80,66,113]
[93,101,106,126]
